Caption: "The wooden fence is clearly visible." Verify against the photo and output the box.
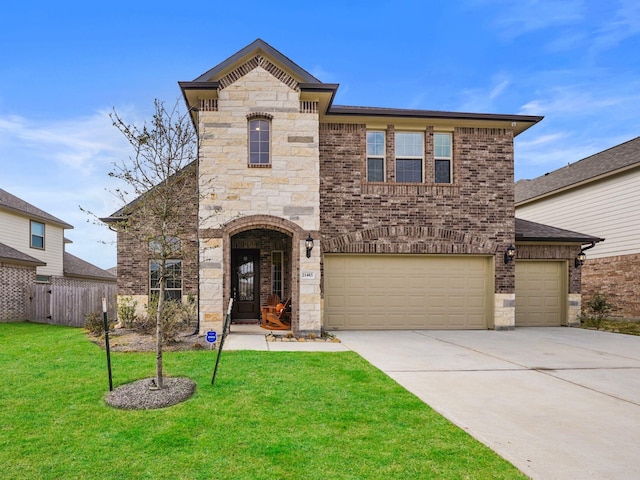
[28,284,117,327]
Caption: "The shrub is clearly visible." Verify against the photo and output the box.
[587,294,612,320]
[582,293,613,329]
[116,296,138,328]
[84,311,110,336]
[135,297,190,343]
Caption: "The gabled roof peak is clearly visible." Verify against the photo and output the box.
[192,38,322,85]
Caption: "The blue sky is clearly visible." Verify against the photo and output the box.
[1,0,639,269]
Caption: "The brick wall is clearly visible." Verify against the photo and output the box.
[0,263,36,322]
[581,253,640,319]
[319,124,516,293]
[116,165,198,298]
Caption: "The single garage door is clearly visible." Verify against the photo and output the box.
[515,261,565,326]
[324,254,492,330]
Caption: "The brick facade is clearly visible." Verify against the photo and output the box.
[0,263,36,322]
[319,124,516,294]
[115,164,199,300]
[582,253,640,319]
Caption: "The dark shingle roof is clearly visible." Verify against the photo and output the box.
[192,38,322,84]
[0,242,46,266]
[63,252,116,282]
[515,136,640,204]
[515,218,604,243]
[0,188,73,229]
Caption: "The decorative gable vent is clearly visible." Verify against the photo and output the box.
[200,99,218,111]
[218,55,299,91]
[300,101,318,114]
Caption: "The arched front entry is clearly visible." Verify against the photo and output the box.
[222,215,307,331]
[229,229,292,322]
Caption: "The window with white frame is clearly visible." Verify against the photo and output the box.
[434,133,452,183]
[248,117,271,165]
[150,259,182,301]
[366,131,385,182]
[395,132,423,183]
[30,220,45,249]
[271,250,283,299]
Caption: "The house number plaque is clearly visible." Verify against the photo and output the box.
[301,271,315,279]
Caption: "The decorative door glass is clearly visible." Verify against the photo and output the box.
[237,256,254,302]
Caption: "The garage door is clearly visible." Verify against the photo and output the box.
[324,255,492,330]
[515,261,565,326]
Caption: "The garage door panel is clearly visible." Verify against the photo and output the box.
[516,261,565,327]
[324,255,492,330]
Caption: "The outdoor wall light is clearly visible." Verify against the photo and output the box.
[504,245,516,264]
[575,251,587,268]
[305,234,314,258]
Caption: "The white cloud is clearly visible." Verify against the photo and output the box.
[0,108,144,268]
[457,74,512,112]
[488,0,584,39]
[590,0,640,54]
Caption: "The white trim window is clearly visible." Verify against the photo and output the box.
[395,132,423,183]
[271,250,283,299]
[434,133,452,183]
[150,259,183,301]
[30,220,45,249]
[366,131,385,182]
[248,118,271,166]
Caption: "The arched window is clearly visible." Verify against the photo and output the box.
[248,117,271,165]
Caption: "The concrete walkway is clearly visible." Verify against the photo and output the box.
[224,324,348,352]
[336,328,640,480]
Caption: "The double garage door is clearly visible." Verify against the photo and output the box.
[324,255,493,330]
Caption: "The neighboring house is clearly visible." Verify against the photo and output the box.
[516,136,640,319]
[0,188,115,322]
[107,39,602,334]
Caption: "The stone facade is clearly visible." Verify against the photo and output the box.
[582,253,640,319]
[0,262,36,322]
[197,66,321,333]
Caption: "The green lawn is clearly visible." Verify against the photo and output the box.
[0,322,526,479]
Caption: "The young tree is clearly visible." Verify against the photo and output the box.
[107,99,198,389]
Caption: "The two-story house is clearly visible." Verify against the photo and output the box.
[0,188,115,322]
[109,39,602,334]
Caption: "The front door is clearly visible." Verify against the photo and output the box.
[231,249,260,321]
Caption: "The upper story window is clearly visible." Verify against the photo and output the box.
[434,133,452,183]
[248,117,271,166]
[30,220,45,249]
[366,131,385,182]
[395,132,423,183]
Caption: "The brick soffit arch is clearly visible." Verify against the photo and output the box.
[323,226,497,254]
[222,214,305,238]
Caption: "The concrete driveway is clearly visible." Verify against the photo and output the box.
[335,327,640,480]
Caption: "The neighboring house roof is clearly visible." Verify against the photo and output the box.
[0,242,47,267]
[515,218,604,244]
[515,136,640,204]
[63,252,116,282]
[0,188,73,229]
